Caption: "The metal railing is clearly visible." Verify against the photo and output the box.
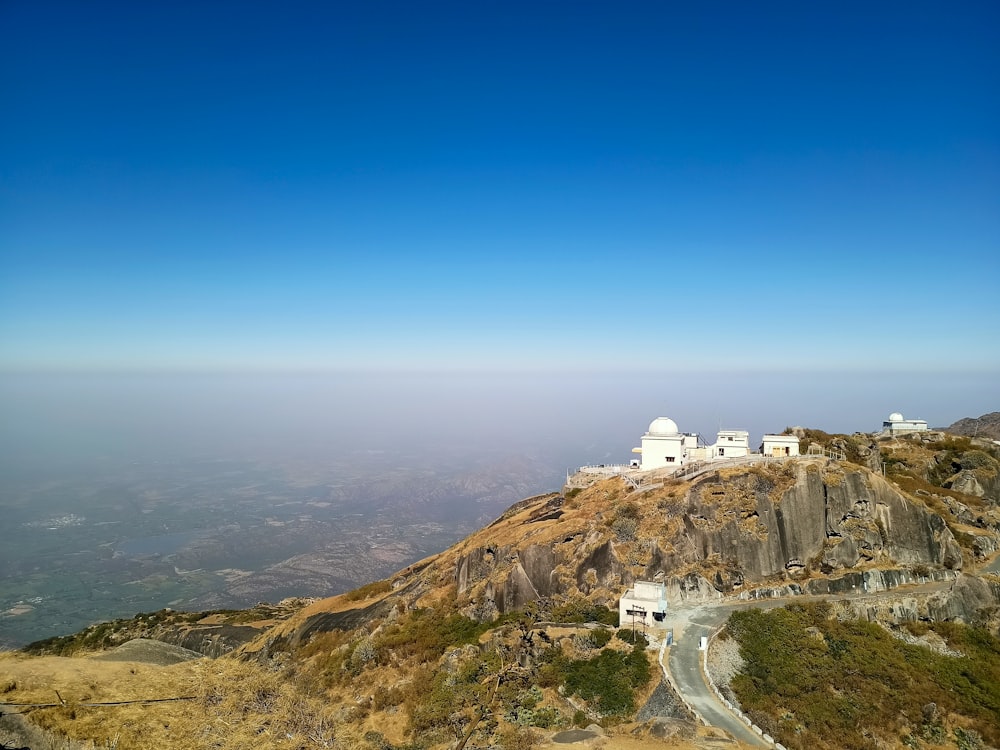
[568,450,843,490]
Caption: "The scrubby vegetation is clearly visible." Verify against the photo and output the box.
[0,653,338,750]
[539,633,652,718]
[343,579,393,601]
[784,427,875,465]
[879,434,1000,490]
[549,597,619,626]
[725,602,1000,750]
[295,593,651,745]
[608,500,641,541]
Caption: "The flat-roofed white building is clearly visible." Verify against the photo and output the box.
[619,580,667,629]
[711,429,749,459]
[883,412,928,435]
[761,434,800,456]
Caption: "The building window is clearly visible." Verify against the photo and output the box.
[666,456,675,463]
[718,448,725,456]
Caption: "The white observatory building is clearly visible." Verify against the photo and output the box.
[634,417,699,471]
[882,412,928,435]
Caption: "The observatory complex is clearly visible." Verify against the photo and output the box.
[632,416,798,472]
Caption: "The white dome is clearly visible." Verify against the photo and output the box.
[647,417,679,436]
[889,412,904,422]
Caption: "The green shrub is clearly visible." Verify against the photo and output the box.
[616,629,648,648]
[590,628,613,648]
[726,603,1000,749]
[542,641,652,717]
[375,608,490,664]
[551,599,618,626]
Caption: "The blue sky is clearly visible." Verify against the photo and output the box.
[2,1,998,374]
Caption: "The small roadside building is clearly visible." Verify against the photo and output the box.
[619,580,667,629]
[761,434,800,456]
[883,412,928,435]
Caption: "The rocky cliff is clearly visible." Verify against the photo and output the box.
[259,454,1000,653]
[450,460,978,621]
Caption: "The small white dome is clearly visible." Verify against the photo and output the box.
[889,412,904,422]
[648,417,679,436]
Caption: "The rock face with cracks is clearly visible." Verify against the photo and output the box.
[452,461,971,618]
[260,457,996,651]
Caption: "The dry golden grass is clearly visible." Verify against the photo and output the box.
[1,646,757,750]
[0,652,344,750]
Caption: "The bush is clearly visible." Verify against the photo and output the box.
[375,608,490,664]
[726,604,1000,749]
[611,515,639,542]
[551,599,618,626]
[590,628,613,648]
[616,629,648,648]
[373,684,405,710]
[543,642,652,717]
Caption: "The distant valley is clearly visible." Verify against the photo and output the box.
[0,449,560,648]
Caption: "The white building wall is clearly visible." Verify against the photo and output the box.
[885,419,928,434]
[711,430,749,459]
[762,434,800,456]
[640,434,684,470]
[619,580,667,629]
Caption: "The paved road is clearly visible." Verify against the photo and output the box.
[661,572,977,748]
[665,603,774,748]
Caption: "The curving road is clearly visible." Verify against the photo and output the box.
[664,602,775,747]
[660,573,975,748]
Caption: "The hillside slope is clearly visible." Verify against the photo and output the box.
[266,453,995,653]
[7,431,1000,750]
[945,411,1000,441]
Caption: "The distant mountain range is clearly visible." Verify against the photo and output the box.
[944,411,1000,441]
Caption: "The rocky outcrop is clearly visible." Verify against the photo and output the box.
[454,461,981,618]
[575,539,624,594]
[663,573,724,604]
[946,412,1000,442]
[950,470,987,498]
[837,574,1000,627]
[456,544,510,594]
[156,624,265,658]
[677,465,962,581]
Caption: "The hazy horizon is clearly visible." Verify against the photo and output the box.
[2,370,996,477]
